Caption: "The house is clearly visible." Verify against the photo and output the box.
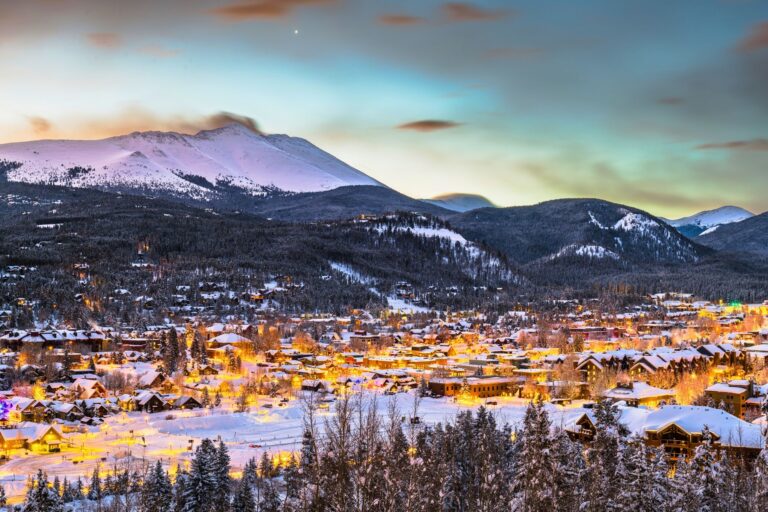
[566,405,763,461]
[704,380,754,419]
[603,382,674,408]
[135,391,167,413]
[138,370,175,392]
[71,378,108,399]
[0,423,66,453]
[173,395,203,410]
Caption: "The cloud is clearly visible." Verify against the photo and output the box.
[378,14,426,26]
[737,21,768,52]
[86,32,121,48]
[203,112,263,134]
[397,120,462,132]
[27,116,52,135]
[441,2,509,22]
[138,45,181,58]
[657,97,684,105]
[27,108,264,140]
[210,0,337,21]
[696,139,768,151]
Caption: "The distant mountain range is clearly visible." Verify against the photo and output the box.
[421,193,496,212]
[2,125,768,298]
[665,206,754,238]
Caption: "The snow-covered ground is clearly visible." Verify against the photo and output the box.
[0,393,583,501]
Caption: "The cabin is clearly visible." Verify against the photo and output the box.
[603,382,674,408]
[0,423,66,453]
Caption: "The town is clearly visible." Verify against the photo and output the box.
[2,273,768,509]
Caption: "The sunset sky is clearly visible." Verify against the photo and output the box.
[1,0,767,217]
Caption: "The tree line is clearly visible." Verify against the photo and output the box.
[11,397,768,511]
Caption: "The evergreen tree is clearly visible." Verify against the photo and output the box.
[88,466,102,502]
[512,400,557,511]
[583,400,626,512]
[231,476,255,512]
[60,478,74,503]
[183,439,219,512]
[214,389,222,408]
[22,470,63,512]
[201,388,211,408]
[690,427,724,512]
[0,484,6,509]
[213,440,232,511]
[173,469,189,512]
[551,429,585,512]
[142,461,173,512]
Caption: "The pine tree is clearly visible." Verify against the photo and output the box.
[213,440,232,511]
[142,461,173,512]
[257,454,281,512]
[201,388,211,408]
[88,466,102,502]
[755,440,768,510]
[690,427,724,512]
[173,469,189,512]
[184,439,219,512]
[22,470,63,512]
[669,455,700,512]
[60,477,74,503]
[583,400,626,512]
[231,476,255,512]
[512,400,557,511]
[214,389,222,408]
[551,429,585,512]
[0,484,6,509]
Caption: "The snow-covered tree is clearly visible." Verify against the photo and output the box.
[22,470,63,512]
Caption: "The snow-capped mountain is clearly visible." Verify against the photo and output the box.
[451,198,703,266]
[0,124,384,198]
[421,193,496,212]
[665,206,753,237]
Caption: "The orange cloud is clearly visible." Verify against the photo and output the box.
[27,116,52,135]
[397,120,462,132]
[696,139,768,151]
[441,2,509,22]
[378,14,426,26]
[737,21,768,52]
[86,32,121,48]
[211,0,337,21]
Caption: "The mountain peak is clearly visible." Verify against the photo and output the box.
[422,193,496,212]
[666,205,753,237]
[0,126,384,196]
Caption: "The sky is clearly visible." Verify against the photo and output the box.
[0,0,767,217]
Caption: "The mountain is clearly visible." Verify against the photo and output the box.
[248,185,450,221]
[665,206,753,238]
[697,212,768,255]
[450,198,704,266]
[421,193,496,212]
[0,123,384,198]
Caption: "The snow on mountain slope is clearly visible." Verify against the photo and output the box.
[421,193,496,212]
[0,124,384,197]
[667,206,753,230]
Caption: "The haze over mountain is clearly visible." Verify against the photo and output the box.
[665,206,754,238]
[0,123,384,197]
[421,193,496,212]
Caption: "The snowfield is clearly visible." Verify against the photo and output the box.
[0,124,383,196]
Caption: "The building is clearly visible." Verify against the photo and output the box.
[428,377,516,398]
[704,380,754,419]
[603,381,674,408]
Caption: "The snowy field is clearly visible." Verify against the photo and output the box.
[0,393,586,502]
